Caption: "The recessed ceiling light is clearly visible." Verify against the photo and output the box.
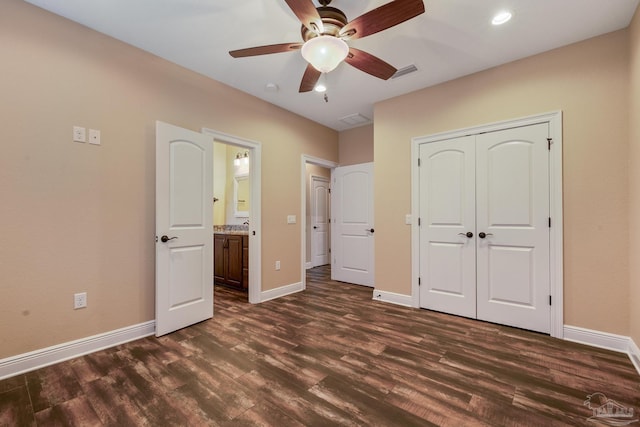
[492,11,512,26]
[314,83,327,93]
[264,83,279,92]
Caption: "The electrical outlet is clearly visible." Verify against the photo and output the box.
[275,261,281,270]
[74,292,87,309]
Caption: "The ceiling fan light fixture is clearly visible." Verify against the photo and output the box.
[301,35,349,73]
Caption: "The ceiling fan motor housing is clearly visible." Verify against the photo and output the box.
[301,6,347,41]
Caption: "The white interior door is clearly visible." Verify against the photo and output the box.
[311,176,330,267]
[476,123,550,333]
[419,136,477,318]
[156,121,213,337]
[332,163,374,286]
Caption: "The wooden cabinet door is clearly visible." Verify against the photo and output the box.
[214,234,226,283]
[225,235,243,288]
[242,235,249,290]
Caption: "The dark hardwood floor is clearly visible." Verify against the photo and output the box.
[1,266,638,426]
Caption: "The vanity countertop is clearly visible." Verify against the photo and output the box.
[215,230,249,235]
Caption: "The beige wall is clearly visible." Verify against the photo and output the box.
[338,124,374,165]
[0,0,338,359]
[374,30,630,335]
[629,9,640,346]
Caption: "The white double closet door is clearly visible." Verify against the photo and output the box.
[419,123,551,334]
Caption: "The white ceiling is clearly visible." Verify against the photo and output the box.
[24,0,639,131]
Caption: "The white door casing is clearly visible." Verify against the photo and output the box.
[419,136,477,318]
[311,176,330,267]
[332,163,375,286]
[416,121,552,334]
[475,123,550,333]
[156,121,213,337]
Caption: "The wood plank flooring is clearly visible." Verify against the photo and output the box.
[1,265,638,426]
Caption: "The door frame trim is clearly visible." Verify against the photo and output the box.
[410,111,564,338]
[203,128,262,305]
[301,155,338,290]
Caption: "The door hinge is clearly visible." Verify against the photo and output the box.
[547,138,552,151]
[548,217,551,228]
[328,188,331,194]
[418,217,421,226]
[418,158,421,167]
[549,295,552,306]
[418,277,421,286]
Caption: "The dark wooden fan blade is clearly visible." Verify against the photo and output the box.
[229,42,303,58]
[345,48,397,80]
[284,0,323,34]
[339,0,425,40]
[299,63,321,92]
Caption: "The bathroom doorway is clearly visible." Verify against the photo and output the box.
[204,128,262,305]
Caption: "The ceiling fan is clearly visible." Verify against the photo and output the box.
[229,0,425,93]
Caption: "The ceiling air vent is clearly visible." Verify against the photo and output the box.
[339,113,371,126]
[391,64,418,79]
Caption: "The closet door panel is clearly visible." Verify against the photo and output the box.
[475,123,550,334]
[419,136,476,318]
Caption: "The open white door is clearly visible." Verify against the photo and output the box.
[156,121,213,337]
[331,163,374,286]
[311,176,330,267]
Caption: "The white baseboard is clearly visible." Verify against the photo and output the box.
[372,289,413,307]
[260,281,303,302]
[563,325,629,353]
[0,321,155,381]
[629,338,640,377]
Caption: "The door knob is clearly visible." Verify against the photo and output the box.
[367,228,375,233]
[160,235,178,243]
[478,232,493,239]
[313,226,318,229]
[458,232,473,238]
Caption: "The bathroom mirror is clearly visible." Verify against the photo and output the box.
[234,174,250,217]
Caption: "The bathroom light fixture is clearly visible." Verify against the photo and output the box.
[234,151,249,167]
[301,35,349,73]
[492,11,512,25]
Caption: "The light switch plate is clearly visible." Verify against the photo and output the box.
[287,215,296,224]
[73,126,86,143]
[405,214,412,225]
[89,129,101,145]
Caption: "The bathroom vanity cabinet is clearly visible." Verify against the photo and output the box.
[214,233,248,290]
